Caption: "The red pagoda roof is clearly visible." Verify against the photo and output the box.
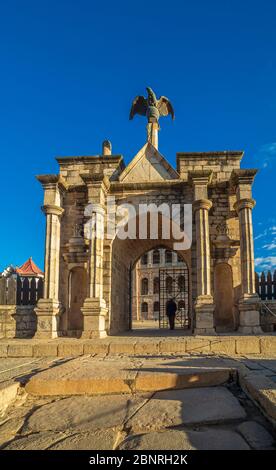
[16,257,44,276]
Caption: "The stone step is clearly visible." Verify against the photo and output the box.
[1,335,275,358]
[25,356,235,396]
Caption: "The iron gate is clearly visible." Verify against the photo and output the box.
[159,266,189,329]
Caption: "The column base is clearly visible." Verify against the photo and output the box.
[81,298,108,339]
[238,294,261,335]
[194,297,216,335]
[34,299,63,339]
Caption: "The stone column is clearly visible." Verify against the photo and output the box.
[81,174,109,338]
[193,199,215,334]
[189,170,215,334]
[147,122,159,149]
[232,169,261,333]
[35,176,66,338]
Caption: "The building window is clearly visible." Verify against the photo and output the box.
[141,253,148,265]
[141,302,148,319]
[141,278,148,295]
[152,249,160,265]
[166,276,173,293]
[153,277,159,294]
[154,301,159,311]
[165,250,172,264]
[178,300,186,310]
[178,275,185,292]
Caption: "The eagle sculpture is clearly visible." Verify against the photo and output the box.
[129,87,175,123]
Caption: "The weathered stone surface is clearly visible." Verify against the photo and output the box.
[25,355,233,395]
[260,337,276,355]
[83,342,109,355]
[109,342,135,354]
[135,368,231,392]
[210,339,236,355]
[159,341,186,353]
[0,382,20,416]
[25,356,139,395]
[8,344,33,358]
[134,341,159,354]
[185,339,210,353]
[119,428,250,450]
[0,416,25,447]
[58,343,84,357]
[26,395,148,432]
[236,337,261,355]
[33,343,58,357]
[49,430,117,450]
[2,431,67,450]
[128,387,246,431]
[239,372,276,421]
[0,344,8,358]
[237,421,275,449]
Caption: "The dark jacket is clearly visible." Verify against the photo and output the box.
[166,300,177,317]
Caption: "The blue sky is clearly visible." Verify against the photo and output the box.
[0,0,275,272]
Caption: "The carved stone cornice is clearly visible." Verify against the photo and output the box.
[80,172,110,193]
[36,174,68,193]
[188,170,213,187]
[234,198,256,213]
[231,169,258,188]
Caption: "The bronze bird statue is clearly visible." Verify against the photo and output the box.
[129,87,175,123]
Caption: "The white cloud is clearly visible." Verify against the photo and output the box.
[254,142,276,169]
[255,256,276,271]
[254,232,267,241]
[262,242,276,250]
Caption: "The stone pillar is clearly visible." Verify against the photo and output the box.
[193,199,215,334]
[189,170,215,335]
[81,174,109,338]
[35,176,66,338]
[147,122,159,149]
[232,169,261,334]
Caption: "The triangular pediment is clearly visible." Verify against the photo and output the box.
[119,142,179,183]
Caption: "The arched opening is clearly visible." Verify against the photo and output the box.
[214,263,235,332]
[108,210,191,335]
[68,267,87,336]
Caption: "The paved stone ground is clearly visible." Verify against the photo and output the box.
[0,355,275,450]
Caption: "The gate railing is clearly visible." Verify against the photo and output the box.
[159,266,189,329]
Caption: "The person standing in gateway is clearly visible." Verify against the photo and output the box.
[166,298,177,330]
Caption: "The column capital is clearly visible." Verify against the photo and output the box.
[188,170,213,186]
[88,202,106,216]
[234,198,256,213]
[193,198,212,212]
[36,174,68,192]
[42,204,64,216]
[231,169,258,188]
[80,172,110,192]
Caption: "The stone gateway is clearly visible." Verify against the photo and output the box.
[34,88,261,339]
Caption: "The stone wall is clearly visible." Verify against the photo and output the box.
[0,305,37,339]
